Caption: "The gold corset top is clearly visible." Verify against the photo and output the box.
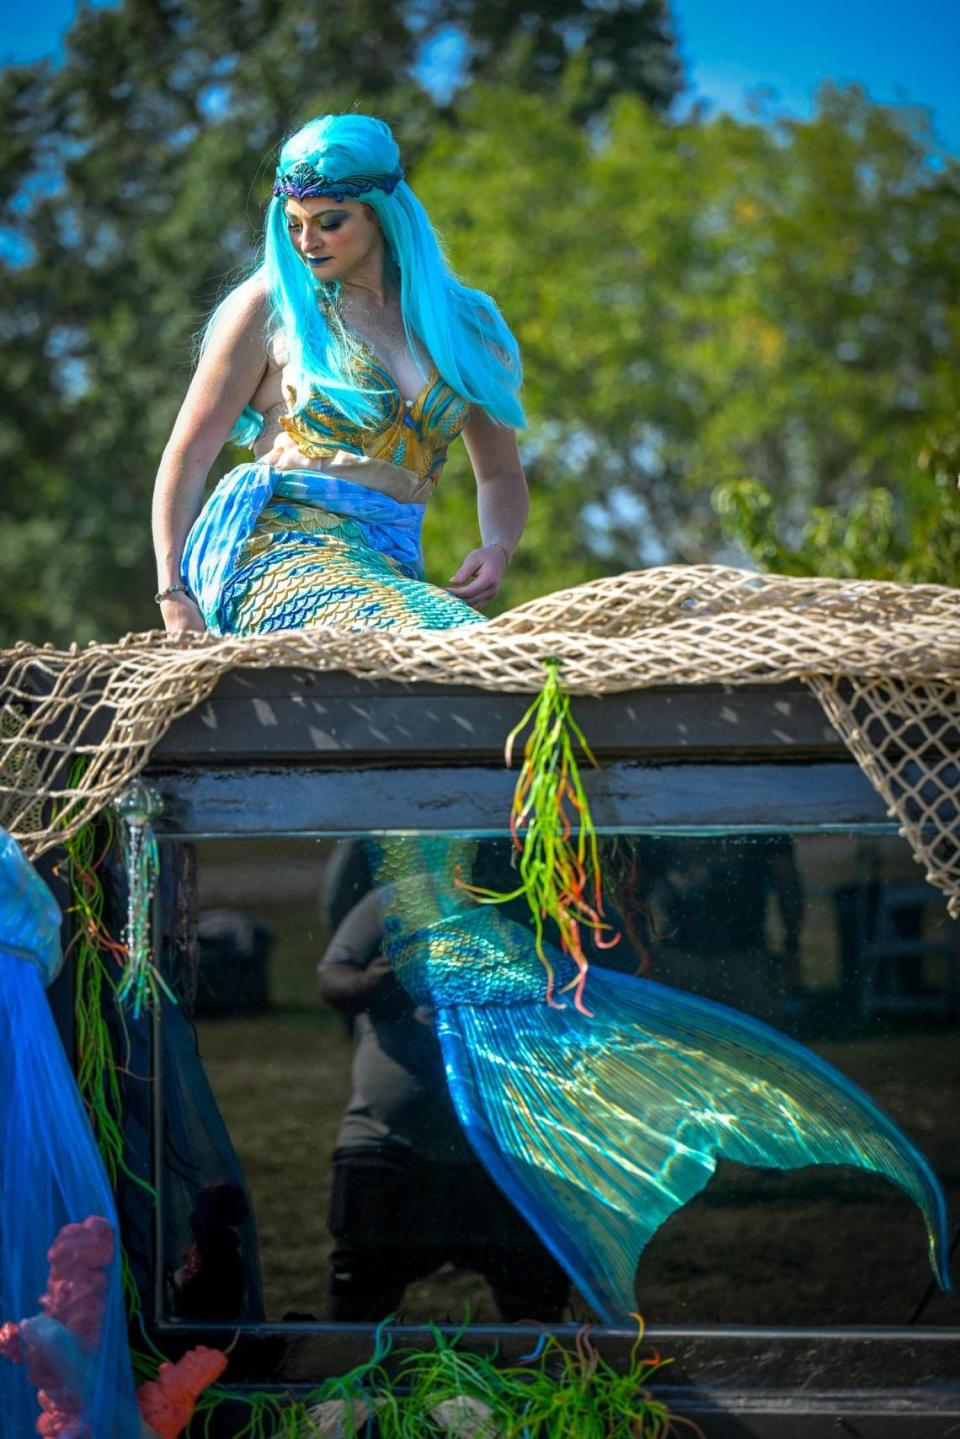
[277,343,471,495]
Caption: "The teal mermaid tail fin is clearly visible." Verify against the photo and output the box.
[433,949,950,1324]
[366,839,950,1323]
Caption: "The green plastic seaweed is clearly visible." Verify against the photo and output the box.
[459,659,618,1014]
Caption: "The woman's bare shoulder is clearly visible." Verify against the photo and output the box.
[212,274,271,347]
[228,271,269,309]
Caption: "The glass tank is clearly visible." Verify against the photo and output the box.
[153,826,959,1333]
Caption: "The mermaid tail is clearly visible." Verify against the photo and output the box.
[183,464,485,634]
[439,956,950,1322]
[369,838,950,1325]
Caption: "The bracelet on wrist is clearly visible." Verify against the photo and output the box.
[489,541,511,567]
[154,583,190,605]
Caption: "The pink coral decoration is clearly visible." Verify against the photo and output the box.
[0,1216,116,1438]
[41,1216,114,1349]
[37,1387,88,1439]
[0,1214,226,1439]
[136,1346,228,1439]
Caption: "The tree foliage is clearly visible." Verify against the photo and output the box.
[418,84,960,592]
[0,1,957,646]
[434,0,682,121]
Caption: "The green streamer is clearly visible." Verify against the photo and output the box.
[59,774,159,1314]
[460,659,617,1014]
[60,774,155,1190]
[183,1319,697,1438]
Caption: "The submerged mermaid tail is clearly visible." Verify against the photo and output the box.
[369,838,950,1324]
[440,954,951,1322]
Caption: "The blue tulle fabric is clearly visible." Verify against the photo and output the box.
[182,461,427,633]
[0,830,141,1437]
[0,830,62,986]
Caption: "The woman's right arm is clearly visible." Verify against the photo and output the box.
[152,277,271,634]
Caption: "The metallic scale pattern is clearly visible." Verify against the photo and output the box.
[221,498,481,634]
[279,342,471,488]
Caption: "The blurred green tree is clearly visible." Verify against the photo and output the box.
[419,83,960,594]
[431,0,682,121]
[1,3,957,646]
[0,0,684,644]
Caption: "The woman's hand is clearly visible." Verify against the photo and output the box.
[159,592,206,636]
[447,544,508,609]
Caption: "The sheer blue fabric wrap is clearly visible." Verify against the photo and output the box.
[182,461,427,634]
[0,829,141,1437]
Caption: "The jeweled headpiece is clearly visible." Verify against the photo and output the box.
[273,160,405,203]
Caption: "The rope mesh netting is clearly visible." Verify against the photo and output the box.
[1,565,957,911]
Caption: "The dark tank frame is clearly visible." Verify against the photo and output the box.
[52,670,960,1437]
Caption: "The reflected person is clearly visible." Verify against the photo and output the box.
[317,888,570,1323]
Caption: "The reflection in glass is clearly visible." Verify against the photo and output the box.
[319,843,570,1323]
[157,831,959,1329]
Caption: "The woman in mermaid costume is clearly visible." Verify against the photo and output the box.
[154,112,950,1324]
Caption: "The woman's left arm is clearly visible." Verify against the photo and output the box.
[447,406,529,608]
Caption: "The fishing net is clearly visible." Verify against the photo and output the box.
[0,565,957,912]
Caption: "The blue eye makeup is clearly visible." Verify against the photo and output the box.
[285,211,348,232]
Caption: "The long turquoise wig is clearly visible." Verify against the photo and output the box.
[206,113,524,444]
